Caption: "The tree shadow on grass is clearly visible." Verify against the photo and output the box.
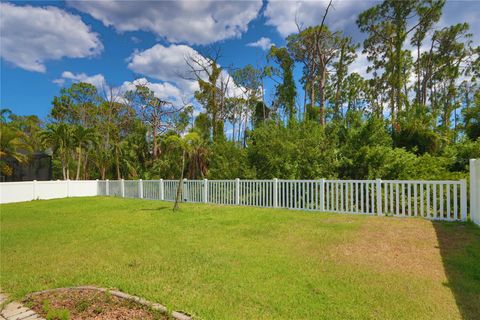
[139,206,170,211]
[433,221,480,320]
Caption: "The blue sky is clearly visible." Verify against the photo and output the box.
[1,0,479,120]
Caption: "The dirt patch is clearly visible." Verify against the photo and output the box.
[25,288,170,320]
[332,217,449,281]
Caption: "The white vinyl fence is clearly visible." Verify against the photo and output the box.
[0,180,98,204]
[470,159,480,225]
[98,178,469,221]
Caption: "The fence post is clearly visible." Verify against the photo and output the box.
[121,179,125,198]
[235,178,240,205]
[96,179,99,195]
[204,179,208,203]
[33,180,37,200]
[376,178,383,216]
[160,179,164,200]
[460,179,467,221]
[183,178,188,202]
[273,178,278,208]
[320,179,325,211]
[66,179,70,197]
[106,179,109,196]
[139,179,143,199]
[471,159,479,225]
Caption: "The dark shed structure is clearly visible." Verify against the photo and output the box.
[0,153,52,182]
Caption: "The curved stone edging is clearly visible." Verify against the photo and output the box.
[1,292,46,320]
[25,286,192,320]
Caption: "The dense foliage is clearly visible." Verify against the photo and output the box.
[1,0,479,181]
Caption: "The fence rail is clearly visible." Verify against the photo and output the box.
[98,178,468,221]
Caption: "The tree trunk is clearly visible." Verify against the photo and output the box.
[302,86,307,123]
[319,67,327,125]
[416,44,421,105]
[173,150,186,211]
[310,81,315,122]
[334,45,345,119]
[76,144,82,180]
[62,157,66,180]
[83,152,89,180]
[152,126,158,160]
[115,149,121,179]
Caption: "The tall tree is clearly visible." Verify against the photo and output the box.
[125,84,177,160]
[287,14,345,123]
[41,123,73,180]
[267,46,297,124]
[72,125,96,180]
[0,125,32,177]
[186,49,230,142]
[50,82,99,127]
[357,0,444,124]
[328,37,358,120]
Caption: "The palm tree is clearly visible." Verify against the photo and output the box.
[167,132,205,211]
[73,125,96,180]
[41,124,73,180]
[0,125,32,177]
[0,108,12,123]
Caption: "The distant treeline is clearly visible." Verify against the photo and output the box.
[1,0,479,181]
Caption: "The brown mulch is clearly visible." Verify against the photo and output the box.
[25,288,170,320]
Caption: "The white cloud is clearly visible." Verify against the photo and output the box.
[438,1,480,46]
[128,43,248,102]
[54,70,185,103]
[264,0,479,85]
[68,0,262,45]
[130,36,141,44]
[127,43,199,94]
[348,51,370,79]
[54,71,107,90]
[264,0,371,38]
[54,71,186,105]
[0,2,102,72]
[247,37,274,50]
[119,78,184,104]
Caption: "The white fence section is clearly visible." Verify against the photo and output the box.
[1,173,475,223]
[0,180,98,204]
[470,159,480,225]
[97,178,469,221]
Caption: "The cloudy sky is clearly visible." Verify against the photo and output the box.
[1,0,479,118]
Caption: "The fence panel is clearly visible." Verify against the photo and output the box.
[97,180,107,196]
[143,180,160,200]
[124,180,139,198]
[163,180,178,201]
[184,180,204,203]
[239,180,272,207]
[209,180,235,205]
[380,180,464,220]
[108,180,122,197]
[0,180,97,204]
[94,178,468,221]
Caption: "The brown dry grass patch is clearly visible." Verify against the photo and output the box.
[332,217,448,281]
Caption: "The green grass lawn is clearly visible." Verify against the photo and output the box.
[1,197,479,319]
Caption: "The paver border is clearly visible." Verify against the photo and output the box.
[1,292,45,320]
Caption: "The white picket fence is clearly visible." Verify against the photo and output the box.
[97,178,468,221]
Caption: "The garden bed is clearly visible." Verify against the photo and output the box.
[25,288,171,320]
